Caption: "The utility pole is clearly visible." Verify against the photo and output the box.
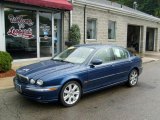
[133,1,138,10]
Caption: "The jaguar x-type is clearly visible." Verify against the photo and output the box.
[14,44,142,107]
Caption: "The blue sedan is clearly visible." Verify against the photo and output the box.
[14,44,142,107]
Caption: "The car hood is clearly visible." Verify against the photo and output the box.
[16,60,78,80]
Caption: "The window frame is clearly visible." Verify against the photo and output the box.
[108,20,116,40]
[87,18,97,40]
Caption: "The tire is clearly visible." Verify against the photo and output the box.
[60,81,81,107]
[127,69,139,87]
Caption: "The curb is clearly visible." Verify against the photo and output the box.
[0,86,14,90]
[142,59,159,64]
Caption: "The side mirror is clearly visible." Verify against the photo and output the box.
[91,59,103,66]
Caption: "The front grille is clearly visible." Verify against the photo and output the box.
[16,74,29,84]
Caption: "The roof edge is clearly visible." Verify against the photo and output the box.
[74,0,160,23]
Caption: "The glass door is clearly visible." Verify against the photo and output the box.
[39,12,52,57]
[54,13,62,55]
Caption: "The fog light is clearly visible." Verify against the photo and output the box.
[30,79,35,84]
[37,80,43,86]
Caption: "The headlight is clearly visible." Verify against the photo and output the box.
[36,80,43,86]
[30,79,36,84]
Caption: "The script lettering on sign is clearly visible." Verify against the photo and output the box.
[7,14,34,39]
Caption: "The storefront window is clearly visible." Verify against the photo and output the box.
[5,8,62,60]
[5,8,37,59]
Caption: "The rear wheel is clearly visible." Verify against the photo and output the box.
[127,69,139,87]
[60,81,81,107]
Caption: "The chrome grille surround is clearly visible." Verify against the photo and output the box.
[16,74,29,84]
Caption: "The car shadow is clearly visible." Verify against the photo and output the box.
[81,83,127,100]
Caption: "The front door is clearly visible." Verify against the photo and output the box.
[86,48,114,91]
[39,12,52,57]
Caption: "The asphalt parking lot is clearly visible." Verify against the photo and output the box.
[0,61,160,120]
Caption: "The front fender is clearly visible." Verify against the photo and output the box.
[60,75,83,86]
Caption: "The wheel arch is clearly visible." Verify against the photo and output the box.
[131,67,139,75]
[61,76,83,89]
[62,78,83,89]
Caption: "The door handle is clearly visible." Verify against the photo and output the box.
[111,64,115,67]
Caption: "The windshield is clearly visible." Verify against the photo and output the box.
[53,46,94,64]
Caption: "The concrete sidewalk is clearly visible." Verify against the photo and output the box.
[142,57,159,64]
[0,57,159,90]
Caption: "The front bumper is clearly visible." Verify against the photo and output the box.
[13,78,62,103]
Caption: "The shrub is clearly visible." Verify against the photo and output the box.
[68,24,81,46]
[0,51,13,72]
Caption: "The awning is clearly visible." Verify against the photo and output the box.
[4,0,73,10]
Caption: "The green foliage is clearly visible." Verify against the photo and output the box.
[112,0,160,18]
[0,51,13,72]
[69,24,81,46]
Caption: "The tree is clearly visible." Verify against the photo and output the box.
[65,24,81,47]
[111,0,160,18]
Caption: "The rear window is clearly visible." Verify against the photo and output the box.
[112,48,129,60]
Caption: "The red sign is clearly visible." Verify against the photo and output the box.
[7,27,34,39]
[7,14,34,39]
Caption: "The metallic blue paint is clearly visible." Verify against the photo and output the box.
[13,44,142,103]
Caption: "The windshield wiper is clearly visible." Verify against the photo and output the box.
[52,59,74,64]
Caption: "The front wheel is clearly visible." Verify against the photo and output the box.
[60,81,81,107]
[127,69,139,87]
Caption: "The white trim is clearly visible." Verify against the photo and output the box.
[0,3,5,51]
[52,12,55,57]
[13,57,51,63]
[86,39,97,41]
[0,4,2,51]
[74,0,160,23]
[139,26,142,53]
[57,15,61,54]
[70,0,74,27]
[36,11,40,59]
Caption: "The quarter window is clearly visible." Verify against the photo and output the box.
[112,48,128,60]
[108,20,116,39]
[92,48,113,64]
[87,19,97,39]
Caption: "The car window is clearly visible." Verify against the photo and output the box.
[53,47,94,64]
[92,48,113,64]
[112,47,129,60]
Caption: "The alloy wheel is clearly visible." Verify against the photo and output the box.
[129,70,138,86]
[60,81,81,107]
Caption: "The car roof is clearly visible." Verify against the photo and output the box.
[74,44,125,50]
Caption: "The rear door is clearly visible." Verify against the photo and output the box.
[110,47,131,83]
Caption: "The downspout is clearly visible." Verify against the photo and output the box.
[70,0,73,28]
[84,5,86,44]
